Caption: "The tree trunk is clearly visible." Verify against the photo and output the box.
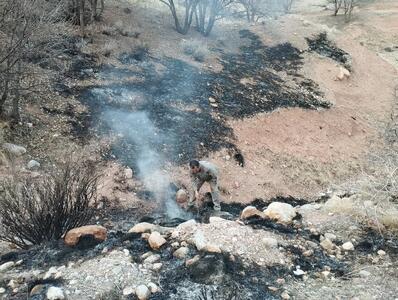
[79,0,85,36]
[0,79,9,116]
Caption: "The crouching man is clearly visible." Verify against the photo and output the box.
[188,159,221,212]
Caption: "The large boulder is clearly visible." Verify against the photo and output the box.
[264,202,296,224]
[2,143,26,157]
[148,232,166,250]
[240,206,265,220]
[64,225,107,248]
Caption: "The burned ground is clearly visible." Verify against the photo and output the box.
[78,30,330,169]
[306,32,352,70]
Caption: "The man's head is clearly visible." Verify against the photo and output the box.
[189,159,200,174]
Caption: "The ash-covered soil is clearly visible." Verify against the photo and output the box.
[78,30,330,168]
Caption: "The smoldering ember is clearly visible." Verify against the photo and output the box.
[0,1,397,300]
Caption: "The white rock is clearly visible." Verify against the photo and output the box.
[173,247,189,259]
[342,242,354,251]
[143,254,161,264]
[324,233,337,242]
[148,282,159,293]
[0,261,14,272]
[135,285,150,300]
[358,270,371,278]
[129,222,156,234]
[2,143,26,156]
[240,206,264,220]
[176,219,197,231]
[46,286,65,300]
[0,288,5,294]
[264,202,296,224]
[123,286,135,296]
[209,217,225,223]
[320,238,335,251]
[151,263,163,271]
[148,232,167,250]
[377,250,386,256]
[27,160,40,170]
[124,167,133,179]
[293,269,305,276]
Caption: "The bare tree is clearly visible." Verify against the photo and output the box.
[0,161,99,249]
[332,0,355,21]
[237,0,265,22]
[0,0,74,122]
[282,0,294,13]
[195,0,233,36]
[160,0,200,34]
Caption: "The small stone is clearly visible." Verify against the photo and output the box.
[129,222,156,234]
[141,252,153,259]
[173,247,189,259]
[0,288,5,294]
[151,263,163,271]
[185,255,200,267]
[148,232,167,250]
[46,286,65,300]
[0,261,15,272]
[123,249,130,256]
[377,250,386,256]
[124,167,133,179]
[324,233,337,242]
[209,97,217,103]
[342,242,354,251]
[148,282,159,293]
[123,286,135,296]
[143,254,161,264]
[27,160,41,170]
[276,278,285,285]
[30,284,45,296]
[135,285,150,300]
[171,242,180,248]
[293,266,305,276]
[303,250,313,257]
[321,271,330,278]
[358,270,371,278]
[240,206,264,220]
[268,286,278,292]
[281,291,290,299]
[320,238,335,252]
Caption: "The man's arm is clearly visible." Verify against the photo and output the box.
[189,174,200,205]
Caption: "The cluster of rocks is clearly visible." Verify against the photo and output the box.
[0,193,392,299]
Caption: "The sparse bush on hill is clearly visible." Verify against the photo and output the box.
[0,161,99,249]
[181,39,209,62]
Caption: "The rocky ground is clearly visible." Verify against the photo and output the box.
[0,193,397,299]
[1,0,398,299]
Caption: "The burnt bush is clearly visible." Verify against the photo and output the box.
[0,162,99,249]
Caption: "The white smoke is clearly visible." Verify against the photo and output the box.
[103,110,191,219]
